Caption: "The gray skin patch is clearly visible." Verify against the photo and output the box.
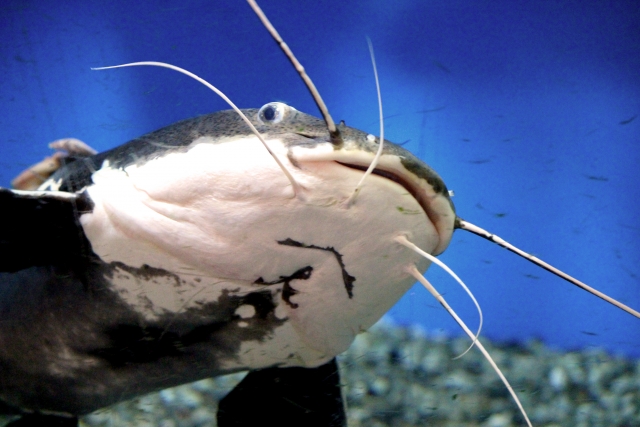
[0,257,285,415]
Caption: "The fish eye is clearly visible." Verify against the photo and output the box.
[258,102,289,124]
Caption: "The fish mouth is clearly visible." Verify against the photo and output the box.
[334,160,454,255]
[336,162,423,207]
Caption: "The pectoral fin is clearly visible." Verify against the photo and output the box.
[217,358,346,427]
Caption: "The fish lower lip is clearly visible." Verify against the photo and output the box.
[335,161,423,211]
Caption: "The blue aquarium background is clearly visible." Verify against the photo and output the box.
[0,0,638,360]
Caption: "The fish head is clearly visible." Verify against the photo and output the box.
[79,102,456,366]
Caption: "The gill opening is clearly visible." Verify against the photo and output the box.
[456,218,640,319]
[395,235,532,427]
[91,62,303,199]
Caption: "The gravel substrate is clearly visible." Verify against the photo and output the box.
[3,320,638,427]
[340,321,639,427]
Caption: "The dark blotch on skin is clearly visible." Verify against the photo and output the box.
[90,288,281,368]
[277,238,355,299]
[108,261,182,287]
[255,266,313,309]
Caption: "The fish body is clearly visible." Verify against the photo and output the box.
[1,2,638,426]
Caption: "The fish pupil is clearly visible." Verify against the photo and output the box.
[263,105,276,121]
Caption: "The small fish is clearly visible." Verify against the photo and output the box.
[619,114,637,125]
